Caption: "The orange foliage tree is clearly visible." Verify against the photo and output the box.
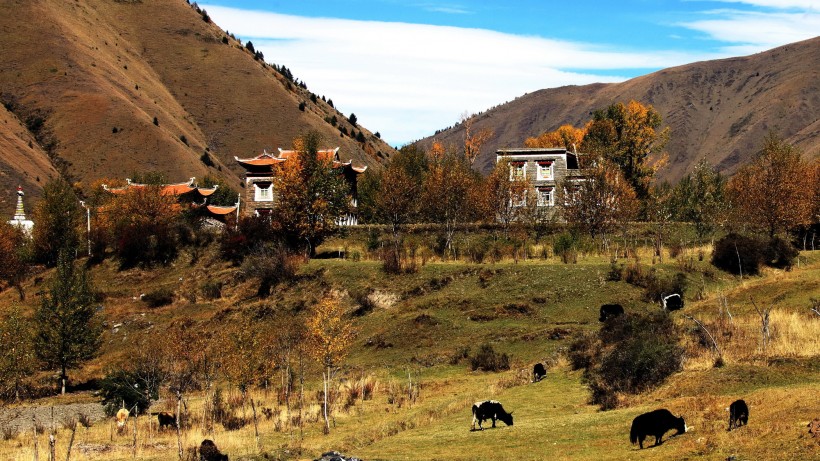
[461,112,493,165]
[478,158,533,236]
[525,124,585,150]
[560,159,639,242]
[726,133,814,238]
[422,146,481,254]
[106,185,179,267]
[272,132,350,257]
[306,295,355,434]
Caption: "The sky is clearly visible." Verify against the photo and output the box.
[200,1,820,147]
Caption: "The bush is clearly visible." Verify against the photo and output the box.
[567,332,598,371]
[553,232,578,264]
[142,288,174,308]
[712,233,764,275]
[581,313,683,410]
[763,236,798,269]
[201,280,222,300]
[238,242,299,298]
[100,369,157,416]
[643,271,687,303]
[469,344,510,372]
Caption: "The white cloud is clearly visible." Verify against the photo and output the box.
[707,0,820,10]
[200,5,762,145]
[680,9,820,50]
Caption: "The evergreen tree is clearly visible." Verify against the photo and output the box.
[31,177,82,266]
[35,249,102,394]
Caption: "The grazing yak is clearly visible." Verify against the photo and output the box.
[630,409,687,449]
[152,411,176,429]
[662,294,684,311]
[471,400,513,431]
[727,399,749,431]
[599,303,624,322]
[199,439,228,461]
[532,363,546,382]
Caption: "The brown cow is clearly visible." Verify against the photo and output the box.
[115,408,129,434]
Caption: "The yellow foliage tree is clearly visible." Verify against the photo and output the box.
[525,124,585,150]
[461,112,493,165]
[726,133,814,238]
[306,296,355,434]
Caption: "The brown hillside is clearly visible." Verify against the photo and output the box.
[417,37,820,182]
[0,0,394,216]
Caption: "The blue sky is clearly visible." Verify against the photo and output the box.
[200,1,819,146]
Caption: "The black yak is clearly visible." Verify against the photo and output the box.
[200,439,228,461]
[152,411,175,429]
[630,409,686,449]
[471,400,513,431]
[662,294,684,311]
[599,303,624,322]
[532,363,546,382]
[728,399,749,431]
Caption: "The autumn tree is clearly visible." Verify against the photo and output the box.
[560,158,639,244]
[107,185,180,267]
[726,133,813,238]
[525,124,585,150]
[306,296,355,434]
[31,177,82,266]
[221,314,275,450]
[461,112,493,165]
[581,101,669,200]
[672,160,726,240]
[273,132,351,256]
[0,306,39,401]
[0,222,31,300]
[422,143,481,255]
[479,158,533,236]
[34,249,102,394]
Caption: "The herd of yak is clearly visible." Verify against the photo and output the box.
[470,298,753,451]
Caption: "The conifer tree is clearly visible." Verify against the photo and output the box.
[35,249,102,394]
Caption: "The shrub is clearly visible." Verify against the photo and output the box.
[643,271,687,303]
[469,344,510,372]
[100,369,157,416]
[238,242,299,298]
[763,236,798,269]
[141,288,173,308]
[712,233,764,275]
[298,101,306,111]
[201,280,222,300]
[567,332,598,371]
[582,313,683,410]
[553,232,578,264]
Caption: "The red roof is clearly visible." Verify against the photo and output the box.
[102,178,218,197]
[206,205,238,215]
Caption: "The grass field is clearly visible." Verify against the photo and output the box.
[0,244,818,460]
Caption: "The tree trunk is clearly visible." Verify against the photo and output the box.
[322,369,330,434]
[33,415,39,461]
[65,421,76,461]
[175,392,183,461]
[250,396,260,452]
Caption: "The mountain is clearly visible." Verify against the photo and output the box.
[0,0,394,217]
[416,37,820,182]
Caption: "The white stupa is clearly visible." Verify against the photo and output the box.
[8,186,34,233]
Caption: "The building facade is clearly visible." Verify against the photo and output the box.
[235,147,366,225]
[495,147,584,210]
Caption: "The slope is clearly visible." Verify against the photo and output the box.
[417,37,820,182]
[0,0,394,216]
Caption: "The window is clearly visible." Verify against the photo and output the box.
[537,161,554,180]
[254,182,273,202]
[510,189,527,208]
[537,188,554,207]
[510,162,526,180]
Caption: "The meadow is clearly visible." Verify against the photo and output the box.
[0,239,818,460]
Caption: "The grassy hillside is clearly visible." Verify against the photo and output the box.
[0,0,394,216]
[0,237,818,460]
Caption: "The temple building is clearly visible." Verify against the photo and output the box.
[8,186,34,233]
[235,147,367,225]
[102,177,219,199]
